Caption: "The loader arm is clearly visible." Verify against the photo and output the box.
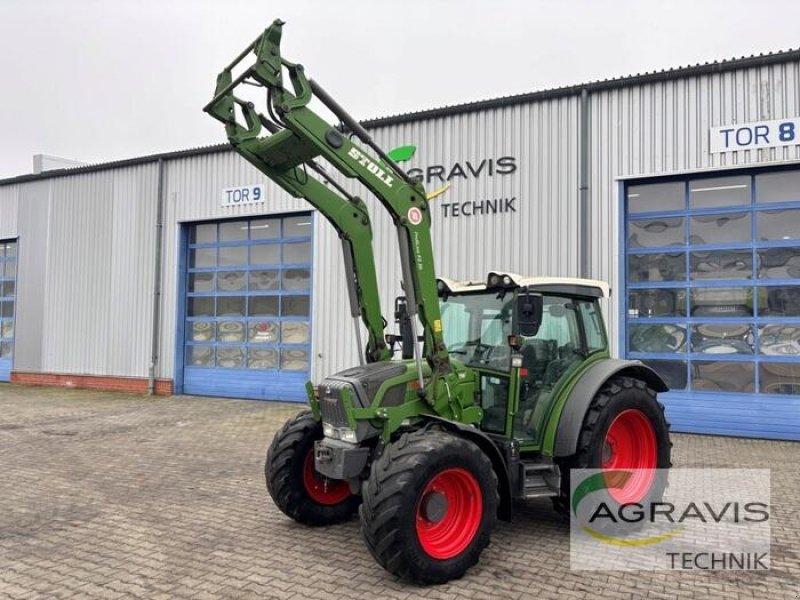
[204,49,390,364]
[204,19,455,402]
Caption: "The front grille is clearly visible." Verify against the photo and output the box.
[319,382,350,427]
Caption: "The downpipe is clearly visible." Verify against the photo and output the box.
[579,87,591,280]
[148,158,166,395]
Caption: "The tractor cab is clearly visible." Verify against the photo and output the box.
[436,272,610,448]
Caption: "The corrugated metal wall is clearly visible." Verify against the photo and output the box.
[0,184,18,239]
[4,56,799,396]
[14,166,160,377]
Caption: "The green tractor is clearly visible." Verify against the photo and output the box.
[205,20,672,584]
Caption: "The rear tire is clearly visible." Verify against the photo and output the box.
[360,430,498,585]
[266,411,359,525]
[554,376,672,513]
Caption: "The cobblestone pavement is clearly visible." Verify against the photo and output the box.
[0,384,798,599]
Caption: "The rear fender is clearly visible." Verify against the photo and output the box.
[552,358,668,458]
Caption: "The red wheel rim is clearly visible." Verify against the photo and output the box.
[415,468,482,560]
[602,409,657,503]
[302,449,351,505]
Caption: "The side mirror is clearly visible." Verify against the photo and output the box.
[516,292,543,337]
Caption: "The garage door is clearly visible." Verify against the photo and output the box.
[0,240,16,382]
[623,167,800,440]
[181,215,313,402]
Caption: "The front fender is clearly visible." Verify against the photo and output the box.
[552,358,668,458]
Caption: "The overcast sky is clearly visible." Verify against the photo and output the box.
[2,0,799,179]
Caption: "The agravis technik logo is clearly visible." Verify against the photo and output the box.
[570,469,771,571]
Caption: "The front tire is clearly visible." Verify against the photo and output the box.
[360,430,498,585]
[266,411,359,525]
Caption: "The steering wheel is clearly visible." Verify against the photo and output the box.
[447,342,469,356]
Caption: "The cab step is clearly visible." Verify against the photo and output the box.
[521,462,560,498]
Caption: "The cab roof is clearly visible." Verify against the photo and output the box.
[437,272,610,298]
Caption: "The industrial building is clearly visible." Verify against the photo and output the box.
[1,49,799,440]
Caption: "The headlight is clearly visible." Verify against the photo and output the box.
[322,422,338,439]
[339,428,358,444]
[322,422,357,442]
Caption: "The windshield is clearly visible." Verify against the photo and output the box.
[440,291,513,371]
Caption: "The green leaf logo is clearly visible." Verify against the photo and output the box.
[387,145,416,162]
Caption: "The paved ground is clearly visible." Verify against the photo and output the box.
[0,384,798,599]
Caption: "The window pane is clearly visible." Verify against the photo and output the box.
[190,321,215,342]
[759,324,800,357]
[690,212,750,245]
[690,287,753,317]
[249,296,279,317]
[690,323,753,355]
[282,268,311,290]
[692,361,754,393]
[188,272,214,293]
[186,345,214,367]
[284,215,313,237]
[188,297,214,317]
[4,242,16,257]
[2,280,15,298]
[1,320,13,339]
[689,176,750,208]
[4,259,14,279]
[250,270,280,291]
[191,224,216,243]
[250,218,280,240]
[640,359,687,390]
[627,182,684,213]
[760,362,800,395]
[627,217,684,248]
[628,324,687,353]
[690,250,752,280]
[0,302,12,319]
[189,248,215,268]
[281,321,311,344]
[628,252,685,283]
[283,242,311,263]
[216,347,244,368]
[0,341,12,358]
[282,296,310,317]
[281,348,309,371]
[219,221,248,242]
[216,296,245,317]
[216,271,246,292]
[218,246,247,267]
[628,289,686,318]
[578,301,605,352]
[250,244,281,265]
[758,248,800,279]
[248,348,278,369]
[756,171,800,204]
[757,208,800,241]
[761,286,800,317]
[217,321,245,343]
[249,321,280,343]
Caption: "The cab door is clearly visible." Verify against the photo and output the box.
[512,295,606,445]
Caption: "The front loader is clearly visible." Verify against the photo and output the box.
[205,20,672,585]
